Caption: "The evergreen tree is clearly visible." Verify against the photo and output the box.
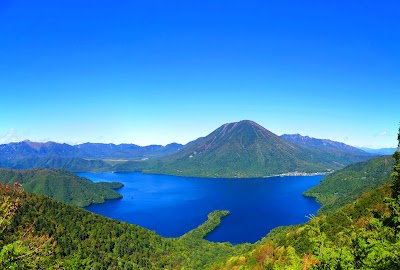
[386,126,400,236]
[391,126,400,199]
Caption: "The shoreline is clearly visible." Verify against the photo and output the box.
[263,171,334,178]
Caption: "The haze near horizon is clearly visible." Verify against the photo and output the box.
[1,1,399,148]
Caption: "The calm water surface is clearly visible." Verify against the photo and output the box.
[79,172,322,244]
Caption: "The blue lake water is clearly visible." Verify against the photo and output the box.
[79,172,323,244]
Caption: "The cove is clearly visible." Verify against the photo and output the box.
[79,172,322,244]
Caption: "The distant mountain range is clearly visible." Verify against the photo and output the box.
[358,147,397,155]
[0,140,182,172]
[280,134,368,155]
[144,120,373,178]
[280,134,396,156]
[0,140,183,160]
[0,120,377,177]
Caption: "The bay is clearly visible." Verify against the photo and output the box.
[79,172,322,244]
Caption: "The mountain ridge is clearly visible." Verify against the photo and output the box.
[145,120,373,178]
[280,133,370,155]
[0,140,184,160]
[359,147,397,155]
[1,121,375,176]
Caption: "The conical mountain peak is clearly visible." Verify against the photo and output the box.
[145,120,346,178]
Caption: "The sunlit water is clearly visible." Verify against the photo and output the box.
[80,172,322,244]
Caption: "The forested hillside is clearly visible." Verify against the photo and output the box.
[0,168,122,207]
[304,155,395,214]
[216,182,399,269]
[1,186,253,269]
[0,156,112,172]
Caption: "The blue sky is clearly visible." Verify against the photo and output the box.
[0,0,399,148]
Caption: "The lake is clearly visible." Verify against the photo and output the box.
[79,172,322,244]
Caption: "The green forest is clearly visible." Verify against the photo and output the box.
[0,168,123,207]
[1,130,399,269]
[304,155,395,214]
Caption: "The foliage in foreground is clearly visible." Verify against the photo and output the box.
[217,183,400,269]
[0,182,55,269]
[3,187,252,269]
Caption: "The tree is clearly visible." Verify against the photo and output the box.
[391,126,400,199]
[385,126,400,236]
[0,182,56,269]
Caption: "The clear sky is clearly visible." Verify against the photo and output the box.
[0,0,399,148]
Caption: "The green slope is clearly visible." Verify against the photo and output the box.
[113,159,151,172]
[145,120,370,178]
[215,152,400,269]
[2,185,253,269]
[304,155,395,214]
[216,182,397,269]
[1,156,112,172]
[0,168,122,207]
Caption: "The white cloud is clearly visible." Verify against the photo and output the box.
[373,131,390,138]
[0,128,25,144]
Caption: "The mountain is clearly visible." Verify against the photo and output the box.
[0,140,183,160]
[281,133,370,155]
[0,140,81,159]
[359,147,397,155]
[0,124,374,177]
[75,142,183,159]
[0,168,122,207]
[145,120,372,178]
[0,140,182,171]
